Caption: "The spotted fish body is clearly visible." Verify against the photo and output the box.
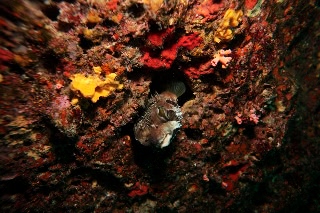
[134,82,185,148]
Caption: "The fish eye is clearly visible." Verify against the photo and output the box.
[165,99,176,105]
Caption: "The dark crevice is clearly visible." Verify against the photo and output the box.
[185,128,203,140]
[127,3,145,18]
[41,50,60,73]
[149,69,195,106]
[41,4,60,21]
[0,3,23,23]
[223,163,247,174]
[243,125,256,139]
[126,67,150,81]
[96,120,110,131]
[23,138,33,146]
[131,139,175,183]
[228,33,246,49]
[102,19,118,28]
[204,152,221,163]
[43,118,78,163]
[86,22,97,29]
[116,122,135,141]
[78,34,94,52]
[58,21,73,32]
[127,37,148,47]
[50,132,78,163]
[204,178,225,195]
[8,63,25,75]
[212,107,225,114]
[69,167,124,192]
[0,176,30,195]
[148,20,163,32]
[288,26,310,51]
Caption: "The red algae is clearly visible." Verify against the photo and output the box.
[141,33,202,69]
[0,48,14,62]
[183,61,213,79]
[147,27,175,47]
[194,0,224,20]
[106,0,119,10]
[245,0,258,10]
[128,182,149,197]
[177,33,203,50]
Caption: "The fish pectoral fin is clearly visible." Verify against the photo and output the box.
[160,133,172,148]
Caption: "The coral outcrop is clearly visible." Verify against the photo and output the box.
[0,0,319,212]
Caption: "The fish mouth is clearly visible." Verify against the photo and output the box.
[158,120,182,148]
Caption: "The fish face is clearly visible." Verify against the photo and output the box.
[134,92,183,148]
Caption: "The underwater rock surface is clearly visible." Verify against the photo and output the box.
[0,0,319,212]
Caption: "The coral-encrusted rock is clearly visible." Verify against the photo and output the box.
[0,0,319,212]
[48,95,83,137]
[110,77,152,128]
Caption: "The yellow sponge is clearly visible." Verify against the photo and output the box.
[70,73,123,103]
[214,9,243,43]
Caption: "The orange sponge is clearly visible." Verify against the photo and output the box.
[214,9,243,43]
[70,73,123,103]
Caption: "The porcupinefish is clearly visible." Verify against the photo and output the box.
[134,81,186,148]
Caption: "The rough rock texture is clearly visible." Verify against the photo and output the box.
[0,0,319,212]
